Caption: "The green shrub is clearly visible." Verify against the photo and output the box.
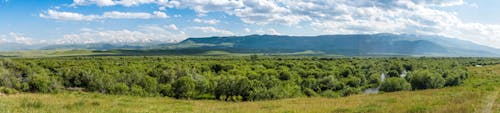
[320,90,341,98]
[407,70,445,90]
[387,70,400,78]
[28,74,61,93]
[159,84,173,97]
[0,87,19,94]
[380,78,411,92]
[173,76,195,98]
[339,87,360,96]
[109,83,129,95]
[130,84,147,96]
[443,70,467,86]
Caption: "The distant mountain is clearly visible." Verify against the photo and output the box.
[41,43,173,50]
[174,34,500,57]
[3,33,499,57]
[0,43,45,51]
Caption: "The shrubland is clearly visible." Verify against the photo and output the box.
[0,56,498,101]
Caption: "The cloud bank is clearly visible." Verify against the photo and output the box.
[35,0,500,48]
[57,24,187,44]
[40,10,168,21]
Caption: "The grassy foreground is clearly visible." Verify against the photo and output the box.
[0,65,499,113]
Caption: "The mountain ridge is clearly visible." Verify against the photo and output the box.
[175,33,500,57]
[2,33,499,57]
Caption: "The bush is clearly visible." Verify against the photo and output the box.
[109,83,129,95]
[387,70,400,78]
[0,87,19,94]
[130,84,147,96]
[320,90,341,98]
[407,70,445,90]
[367,72,382,88]
[173,76,195,98]
[380,78,411,92]
[28,74,61,93]
[303,88,319,97]
[319,76,342,91]
[159,84,173,97]
[443,70,467,86]
[339,87,360,96]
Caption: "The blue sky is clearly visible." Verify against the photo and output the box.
[1,0,500,48]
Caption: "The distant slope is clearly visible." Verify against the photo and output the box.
[174,34,500,57]
[0,43,44,51]
[41,43,174,50]
[4,33,499,57]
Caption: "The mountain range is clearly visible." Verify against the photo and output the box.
[1,33,499,57]
[173,34,500,57]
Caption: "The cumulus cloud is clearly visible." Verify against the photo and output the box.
[193,18,219,24]
[60,0,500,48]
[192,26,234,36]
[256,28,280,35]
[0,32,44,45]
[165,24,178,30]
[244,28,251,33]
[56,24,187,44]
[71,0,163,7]
[40,10,168,21]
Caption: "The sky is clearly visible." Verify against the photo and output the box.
[1,0,500,48]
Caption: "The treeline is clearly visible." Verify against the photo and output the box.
[0,56,498,101]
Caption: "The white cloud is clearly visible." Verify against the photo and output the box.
[40,10,98,21]
[256,28,280,35]
[165,24,178,30]
[244,28,251,33]
[0,38,7,44]
[59,0,500,48]
[192,26,234,36]
[193,18,219,24]
[72,0,162,7]
[40,10,168,21]
[0,32,43,45]
[159,6,166,11]
[57,24,187,44]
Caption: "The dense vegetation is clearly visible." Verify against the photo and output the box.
[0,56,498,101]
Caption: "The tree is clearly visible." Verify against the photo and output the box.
[28,74,61,93]
[173,76,196,98]
[387,70,400,78]
[380,78,411,92]
[407,70,445,90]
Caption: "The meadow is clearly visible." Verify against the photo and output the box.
[0,56,498,113]
[0,63,498,113]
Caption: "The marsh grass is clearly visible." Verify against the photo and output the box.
[0,64,498,113]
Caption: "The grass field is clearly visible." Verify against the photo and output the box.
[0,64,498,113]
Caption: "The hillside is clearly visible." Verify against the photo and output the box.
[176,34,500,57]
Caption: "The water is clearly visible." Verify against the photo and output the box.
[400,70,407,78]
[363,73,385,94]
